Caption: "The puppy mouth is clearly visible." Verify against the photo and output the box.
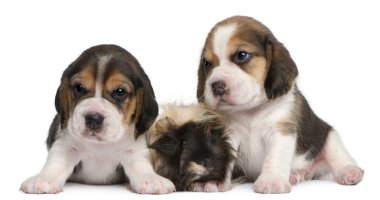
[216,97,233,107]
[82,129,106,141]
[85,129,102,136]
[214,93,240,107]
[213,94,260,111]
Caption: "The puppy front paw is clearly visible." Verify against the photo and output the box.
[336,165,364,185]
[20,175,63,194]
[129,173,175,194]
[253,174,291,194]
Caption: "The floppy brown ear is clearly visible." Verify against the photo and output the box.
[54,86,62,119]
[47,85,66,149]
[48,80,71,149]
[134,79,159,139]
[197,52,207,103]
[54,80,72,129]
[264,36,298,99]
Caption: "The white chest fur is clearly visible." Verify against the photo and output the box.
[69,143,130,184]
[62,131,141,184]
[227,92,297,179]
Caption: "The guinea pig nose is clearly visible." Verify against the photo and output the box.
[85,113,104,131]
[211,80,226,96]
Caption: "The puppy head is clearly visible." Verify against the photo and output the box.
[197,16,298,111]
[149,111,233,190]
[55,44,158,142]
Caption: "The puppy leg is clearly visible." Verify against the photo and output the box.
[324,129,364,185]
[20,143,80,194]
[122,147,175,194]
[253,133,295,194]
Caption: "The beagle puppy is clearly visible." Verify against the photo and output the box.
[197,16,364,193]
[20,44,175,194]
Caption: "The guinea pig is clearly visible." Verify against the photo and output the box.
[147,104,235,192]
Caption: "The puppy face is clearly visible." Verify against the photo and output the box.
[197,16,298,111]
[149,112,233,190]
[55,45,158,142]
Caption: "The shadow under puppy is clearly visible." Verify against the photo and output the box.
[20,44,175,194]
[148,104,235,192]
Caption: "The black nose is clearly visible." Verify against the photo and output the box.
[85,113,104,131]
[211,81,226,96]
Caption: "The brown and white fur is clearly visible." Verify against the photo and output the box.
[20,44,175,194]
[197,16,364,193]
[147,104,234,192]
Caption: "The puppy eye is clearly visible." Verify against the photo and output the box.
[233,51,252,64]
[112,88,128,100]
[74,84,87,97]
[202,58,212,69]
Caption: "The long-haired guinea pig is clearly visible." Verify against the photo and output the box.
[147,104,235,191]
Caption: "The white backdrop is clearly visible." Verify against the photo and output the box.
[1,0,379,199]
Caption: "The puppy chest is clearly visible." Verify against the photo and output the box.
[236,131,266,177]
[69,153,126,184]
[229,114,278,178]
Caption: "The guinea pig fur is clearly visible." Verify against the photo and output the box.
[147,104,235,191]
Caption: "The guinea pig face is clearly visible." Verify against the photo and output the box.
[150,118,233,190]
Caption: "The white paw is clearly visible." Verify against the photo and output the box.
[129,173,175,194]
[336,165,364,185]
[20,175,63,194]
[253,174,291,194]
[188,181,231,192]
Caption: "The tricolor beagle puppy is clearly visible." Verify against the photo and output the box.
[197,16,364,193]
[20,44,175,194]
